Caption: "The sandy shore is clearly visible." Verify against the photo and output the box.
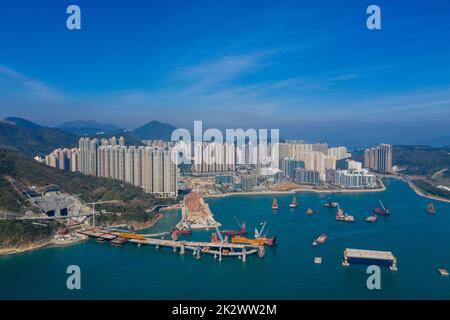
[0,238,53,256]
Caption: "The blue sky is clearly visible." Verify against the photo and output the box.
[0,0,449,146]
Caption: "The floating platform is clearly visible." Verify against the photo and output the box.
[342,248,398,271]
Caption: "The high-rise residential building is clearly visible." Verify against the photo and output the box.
[145,148,178,197]
[334,169,376,188]
[193,142,236,173]
[364,143,392,173]
[281,158,305,179]
[240,174,257,191]
[79,138,99,176]
[328,146,351,160]
[69,148,79,172]
[294,169,320,185]
[346,159,362,171]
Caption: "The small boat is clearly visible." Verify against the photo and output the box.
[289,196,298,209]
[427,202,436,214]
[336,208,355,222]
[323,201,338,208]
[365,215,378,222]
[374,200,390,215]
[306,208,314,215]
[110,237,128,246]
[97,238,106,243]
[272,197,279,210]
[313,234,328,246]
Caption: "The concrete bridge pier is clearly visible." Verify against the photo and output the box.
[258,245,265,258]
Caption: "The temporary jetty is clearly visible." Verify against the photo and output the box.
[342,248,398,271]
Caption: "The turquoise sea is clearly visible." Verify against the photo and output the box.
[1,179,449,299]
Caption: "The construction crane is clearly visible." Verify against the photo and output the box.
[85,200,120,227]
[214,224,225,243]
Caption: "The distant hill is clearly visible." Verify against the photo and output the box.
[0,148,176,213]
[58,120,123,136]
[3,117,42,130]
[131,121,176,141]
[0,117,78,157]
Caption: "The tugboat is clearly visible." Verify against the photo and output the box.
[427,202,436,214]
[306,208,314,215]
[272,197,279,210]
[374,200,390,215]
[289,196,298,209]
[313,234,328,246]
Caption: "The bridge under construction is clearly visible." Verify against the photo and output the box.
[78,228,264,262]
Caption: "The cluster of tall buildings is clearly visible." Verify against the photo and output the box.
[278,141,341,179]
[192,142,237,173]
[45,148,79,172]
[364,143,393,173]
[45,137,178,197]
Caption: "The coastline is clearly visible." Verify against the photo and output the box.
[0,238,53,257]
[403,177,450,204]
[205,180,386,199]
[0,211,169,257]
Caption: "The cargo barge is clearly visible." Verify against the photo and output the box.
[342,248,398,271]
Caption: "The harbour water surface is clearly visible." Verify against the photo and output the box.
[1,179,449,299]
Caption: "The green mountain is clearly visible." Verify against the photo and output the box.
[131,121,176,141]
[0,148,176,213]
[0,117,78,157]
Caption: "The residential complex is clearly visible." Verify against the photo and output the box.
[46,137,178,197]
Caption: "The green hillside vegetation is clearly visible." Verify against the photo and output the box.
[392,145,450,176]
[0,148,178,214]
[131,121,176,141]
[0,119,78,156]
[0,220,60,247]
